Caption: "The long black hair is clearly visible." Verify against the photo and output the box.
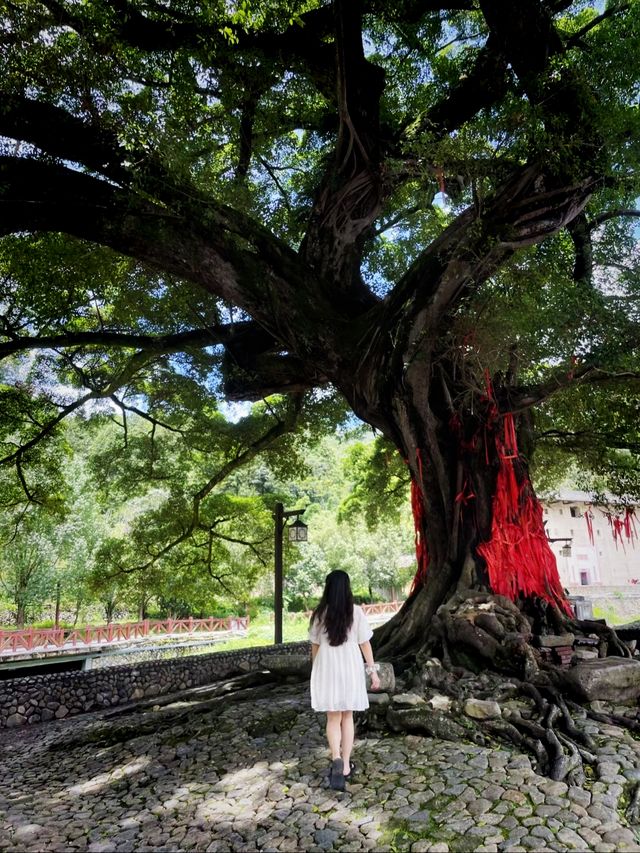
[310,570,354,646]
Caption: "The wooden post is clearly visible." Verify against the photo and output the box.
[54,580,61,629]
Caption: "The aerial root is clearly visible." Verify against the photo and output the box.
[498,686,640,780]
[555,692,595,750]
[518,682,548,716]
[481,719,546,770]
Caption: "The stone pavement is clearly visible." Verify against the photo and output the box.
[1,679,640,852]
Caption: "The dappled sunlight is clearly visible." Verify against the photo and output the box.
[66,755,152,797]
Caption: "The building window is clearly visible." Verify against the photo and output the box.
[570,506,582,518]
[597,529,601,536]
[558,509,563,515]
[580,571,589,586]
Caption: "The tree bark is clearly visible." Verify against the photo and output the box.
[15,603,27,629]
[342,357,569,659]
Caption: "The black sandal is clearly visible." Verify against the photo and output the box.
[329,758,345,791]
[344,762,356,780]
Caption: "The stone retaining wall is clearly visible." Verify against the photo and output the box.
[0,641,309,729]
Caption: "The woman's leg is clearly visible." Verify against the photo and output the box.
[341,711,354,775]
[326,711,343,760]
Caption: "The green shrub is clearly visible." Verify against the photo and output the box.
[287,594,316,613]
[209,601,240,618]
[245,595,274,619]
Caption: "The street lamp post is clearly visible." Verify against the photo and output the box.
[54,580,61,629]
[274,502,307,644]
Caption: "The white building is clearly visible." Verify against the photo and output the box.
[543,490,640,588]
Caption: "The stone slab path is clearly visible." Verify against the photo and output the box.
[1,680,640,852]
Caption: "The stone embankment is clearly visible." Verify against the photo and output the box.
[0,642,308,728]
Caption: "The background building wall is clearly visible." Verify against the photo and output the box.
[543,491,640,589]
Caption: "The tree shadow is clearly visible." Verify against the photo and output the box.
[0,680,387,851]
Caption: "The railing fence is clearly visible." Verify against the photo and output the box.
[0,615,250,655]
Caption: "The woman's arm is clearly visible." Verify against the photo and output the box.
[359,640,375,668]
[311,642,320,662]
[359,640,381,690]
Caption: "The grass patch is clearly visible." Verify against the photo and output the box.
[618,781,634,823]
[381,814,486,853]
[381,817,438,852]
[592,606,640,626]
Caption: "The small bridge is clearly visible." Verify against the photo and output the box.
[0,616,250,660]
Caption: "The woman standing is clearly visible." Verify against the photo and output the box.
[309,570,381,791]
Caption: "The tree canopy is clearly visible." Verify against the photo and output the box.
[5,3,640,778]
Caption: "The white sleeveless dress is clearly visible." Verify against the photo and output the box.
[309,605,373,712]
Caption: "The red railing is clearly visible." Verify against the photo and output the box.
[304,600,402,620]
[0,615,249,655]
[360,601,402,616]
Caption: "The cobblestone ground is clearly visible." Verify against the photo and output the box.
[1,681,640,852]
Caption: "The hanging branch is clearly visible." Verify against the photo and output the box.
[210,530,272,566]
[109,394,184,437]
[510,363,640,411]
[565,3,630,48]
[0,345,159,505]
[106,394,303,575]
[587,208,640,231]
[1,390,101,468]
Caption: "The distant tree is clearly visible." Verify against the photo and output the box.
[281,543,324,611]
[0,512,58,626]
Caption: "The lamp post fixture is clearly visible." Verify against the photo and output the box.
[547,537,573,558]
[274,502,307,645]
[544,522,572,558]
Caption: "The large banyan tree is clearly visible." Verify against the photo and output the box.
[3,0,640,758]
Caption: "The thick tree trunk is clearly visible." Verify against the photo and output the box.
[352,372,570,662]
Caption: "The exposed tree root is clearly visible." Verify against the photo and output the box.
[372,592,639,781]
[562,613,631,658]
[566,700,640,734]
[627,783,640,824]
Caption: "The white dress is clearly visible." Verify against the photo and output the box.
[309,605,373,712]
